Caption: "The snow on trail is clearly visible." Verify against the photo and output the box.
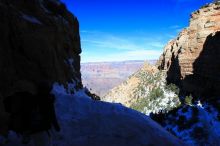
[1,83,186,146]
[51,83,186,146]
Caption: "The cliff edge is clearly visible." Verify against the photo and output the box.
[157,2,220,98]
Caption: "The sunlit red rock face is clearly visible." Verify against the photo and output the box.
[157,2,220,98]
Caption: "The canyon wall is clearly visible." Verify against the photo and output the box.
[0,0,82,98]
[0,0,82,134]
[157,2,220,98]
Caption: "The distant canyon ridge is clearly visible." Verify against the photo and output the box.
[81,60,156,97]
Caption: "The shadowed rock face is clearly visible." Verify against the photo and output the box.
[157,2,220,98]
[183,31,220,98]
[0,0,82,97]
[0,0,82,137]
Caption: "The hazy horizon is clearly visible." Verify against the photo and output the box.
[81,59,157,64]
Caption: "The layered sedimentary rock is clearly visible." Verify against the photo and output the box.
[157,2,220,97]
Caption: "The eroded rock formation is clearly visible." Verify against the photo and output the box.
[157,2,220,98]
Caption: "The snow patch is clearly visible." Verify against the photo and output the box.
[68,58,74,68]
[64,58,75,69]
[162,103,220,146]
[177,107,193,121]
[1,82,184,146]
[22,14,42,25]
[51,83,184,146]
[39,0,51,13]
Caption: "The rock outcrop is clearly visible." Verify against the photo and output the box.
[103,62,181,114]
[157,2,220,98]
[0,0,82,139]
[103,62,158,106]
[0,0,82,98]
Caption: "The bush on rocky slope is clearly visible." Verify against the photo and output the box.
[130,71,181,115]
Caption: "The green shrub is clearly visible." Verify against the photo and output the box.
[185,95,193,105]
[165,83,180,95]
[130,87,164,112]
[130,97,148,112]
[149,87,164,100]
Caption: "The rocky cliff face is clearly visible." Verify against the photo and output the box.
[0,0,82,98]
[0,0,82,139]
[157,2,220,98]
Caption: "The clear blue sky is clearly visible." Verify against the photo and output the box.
[61,0,212,63]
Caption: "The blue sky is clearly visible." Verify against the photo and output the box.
[61,0,212,62]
